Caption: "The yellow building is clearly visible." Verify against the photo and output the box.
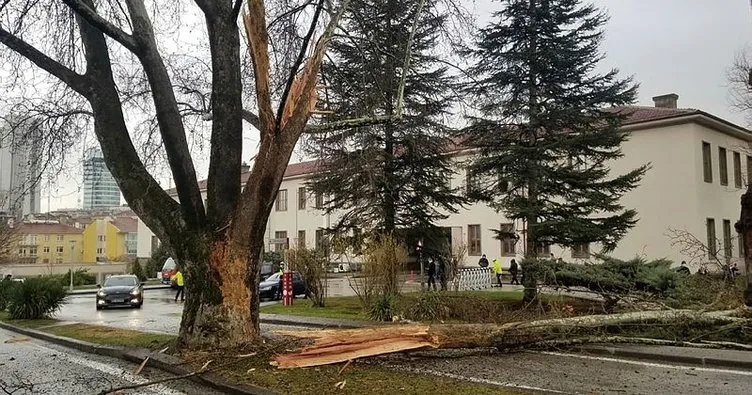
[82,217,138,263]
[13,223,84,264]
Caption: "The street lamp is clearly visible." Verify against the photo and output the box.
[69,240,76,291]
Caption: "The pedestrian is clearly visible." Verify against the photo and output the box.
[171,268,184,302]
[276,262,285,300]
[509,259,519,285]
[478,254,489,268]
[438,257,447,291]
[492,258,503,288]
[676,260,690,275]
[427,258,437,291]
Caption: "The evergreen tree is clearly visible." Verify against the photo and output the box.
[307,0,464,245]
[465,0,647,287]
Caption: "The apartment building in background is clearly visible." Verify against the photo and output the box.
[0,121,42,220]
[12,222,84,264]
[82,147,121,209]
[82,217,138,262]
[142,93,750,270]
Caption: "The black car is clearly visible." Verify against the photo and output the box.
[259,272,306,300]
[96,275,144,310]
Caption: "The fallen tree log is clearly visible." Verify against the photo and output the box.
[273,308,750,368]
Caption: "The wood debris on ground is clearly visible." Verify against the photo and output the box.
[4,336,31,344]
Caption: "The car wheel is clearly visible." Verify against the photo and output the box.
[96,305,103,310]
[135,303,143,309]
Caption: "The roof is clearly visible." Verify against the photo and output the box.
[112,217,138,233]
[171,105,750,194]
[15,222,82,235]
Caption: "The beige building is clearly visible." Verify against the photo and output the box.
[142,94,750,270]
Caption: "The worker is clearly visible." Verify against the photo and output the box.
[492,258,503,288]
[171,268,185,302]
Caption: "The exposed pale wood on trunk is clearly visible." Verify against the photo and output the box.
[273,310,750,368]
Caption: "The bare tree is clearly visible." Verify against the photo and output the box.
[0,218,16,264]
[0,0,422,347]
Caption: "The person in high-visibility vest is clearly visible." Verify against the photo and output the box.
[492,258,503,288]
[171,269,185,302]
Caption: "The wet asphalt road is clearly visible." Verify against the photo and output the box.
[0,327,222,395]
[57,288,309,334]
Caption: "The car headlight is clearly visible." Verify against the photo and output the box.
[130,288,141,296]
[97,290,106,297]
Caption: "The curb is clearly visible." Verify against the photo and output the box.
[0,321,275,395]
[577,344,752,370]
[68,284,172,296]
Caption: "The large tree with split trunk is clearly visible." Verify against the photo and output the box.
[0,0,425,347]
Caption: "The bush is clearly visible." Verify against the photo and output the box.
[0,277,17,311]
[666,274,745,310]
[131,260,147,282]
[352,234,407,308]
[368,293,397,321]
[7,276,67,319]
[52,269,96,288]
[404,291,451,322]
[285,247,327,307]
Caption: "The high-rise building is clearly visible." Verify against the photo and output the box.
[0,121,41,219]
[82,147,121,209]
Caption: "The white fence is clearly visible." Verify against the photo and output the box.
[454,267,493,291]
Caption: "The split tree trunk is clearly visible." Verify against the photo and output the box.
[273,309,747,368]
[736,186,752,307]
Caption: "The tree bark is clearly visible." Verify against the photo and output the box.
[735,186,752,307]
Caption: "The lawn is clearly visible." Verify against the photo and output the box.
[260,296,368,321]
[43,323,176,350]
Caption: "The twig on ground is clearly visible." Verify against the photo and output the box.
[337,359,352,375]
[133,356,149,375]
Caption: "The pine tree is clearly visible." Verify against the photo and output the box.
[465,0,647,294]
[307,0,464,246]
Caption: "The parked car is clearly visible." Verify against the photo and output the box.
[96,274,144,310]
[161,258,178,287]
[259,271,306,300]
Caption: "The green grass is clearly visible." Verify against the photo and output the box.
[43,323,176,350]
[0,311,59,329]
[260,296,368,321]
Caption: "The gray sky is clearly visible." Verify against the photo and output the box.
[45,0,752,210]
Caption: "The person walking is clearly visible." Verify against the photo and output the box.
[171,269,185,302]
[478,254,489,268]
[509,259,519,285]
[427,258,437,291]
[492,258,503,288]
[438,257,447,291]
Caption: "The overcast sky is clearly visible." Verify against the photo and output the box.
[44,0,752,211]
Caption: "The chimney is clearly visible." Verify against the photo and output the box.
[240,161,250,173]
[652,93,678,109]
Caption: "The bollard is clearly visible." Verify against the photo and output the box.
[410,270,414,282]
[283,271,293,306]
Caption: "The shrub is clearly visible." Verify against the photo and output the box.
[352,234,406,308]
[131,260,147,282]
[7,276,67,319]
[53,269,96,287]
[666,274,745,310]
[404,291,451,322]
[368,293,397,321]
[285,247,327,307]
[0,277,17,311]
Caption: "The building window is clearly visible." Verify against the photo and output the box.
[315,229,325,250]
[747,156,752,186]
[719,147,728,186]
[315,192,324,209]
[18,248,24,256]
[466,171,481,197]
[55,258,63,264]
[468,224,481,256]
[499,223,516,257]
[572,243,590,259]
[734,152,742,188]
[57,235,64,241]
[298,230,306,249]
[43,246,49,253]
[29,247,37,256]
[44,235,49,242]
[96,247,104,255]
[535,243,551,257]
[723,219,732,258]
[276,189,288,211]
[298,187,307,210]
[706,218,717,259]
[702,142,712,183]
[56,246,64,254]
[274,231,288,252]
[97,235,106,242]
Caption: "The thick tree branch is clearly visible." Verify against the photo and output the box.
[242,108,262,130]
[243,0,275,136]
[0,26,90,96]
[125,0,206,227]
[62,0,138,52]
[395,0,426,117]
[275,0,325,128]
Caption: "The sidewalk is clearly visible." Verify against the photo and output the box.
[67,284,171,295]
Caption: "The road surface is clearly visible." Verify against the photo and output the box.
[376,348,752,394]
[0,327,222,395]
[57,288,309,334]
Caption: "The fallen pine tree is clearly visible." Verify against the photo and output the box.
[272,308,751,368]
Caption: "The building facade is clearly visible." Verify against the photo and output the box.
[82,217,137,263]
[11,222,84,264]
[142,94,751,270]
[0,121,41,219]
[82,148,121,209]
